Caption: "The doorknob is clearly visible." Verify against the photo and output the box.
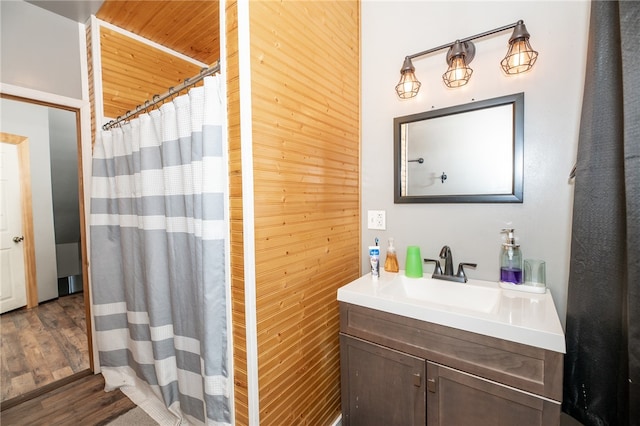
[13,236,24,243]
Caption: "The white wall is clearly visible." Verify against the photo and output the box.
[0,0,83,99]
[361,1,591,327]
[0,98,59,302]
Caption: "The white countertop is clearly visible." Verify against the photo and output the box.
[337,271,566,353]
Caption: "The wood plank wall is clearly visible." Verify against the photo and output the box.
[225,1,249,425]
[248,2,361,425]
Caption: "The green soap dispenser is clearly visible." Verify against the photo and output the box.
[500,228,523,284]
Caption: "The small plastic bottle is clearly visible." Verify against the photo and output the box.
[384,238,400,272]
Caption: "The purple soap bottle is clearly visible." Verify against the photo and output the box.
[500,228,523,284]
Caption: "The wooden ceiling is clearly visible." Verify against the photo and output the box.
[96,0,220,65]
[94,1,220,120]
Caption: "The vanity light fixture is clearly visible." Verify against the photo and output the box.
[500,21,539,74]
[396,57,422,99]
[395,20,538,99]
[442,40,474,88]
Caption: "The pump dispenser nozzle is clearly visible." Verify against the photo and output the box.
[501,228,518,246]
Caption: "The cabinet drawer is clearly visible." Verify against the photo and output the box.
[340,302,562,401]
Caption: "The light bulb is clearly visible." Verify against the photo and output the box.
[452,58,467,81]
[501,38,538,74]
[395,69,421,98]
[442,56,473,88]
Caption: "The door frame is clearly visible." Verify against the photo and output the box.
[0,133,38,309]
[0,83,95,372]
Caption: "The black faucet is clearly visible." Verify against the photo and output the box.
[439,245,454,276]
[424,245,477,283]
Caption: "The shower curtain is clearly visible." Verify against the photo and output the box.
[90,75,231,425]
[563,2,639,425]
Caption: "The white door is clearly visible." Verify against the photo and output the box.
[0,142,27,313]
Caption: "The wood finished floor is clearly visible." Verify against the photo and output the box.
[1,293,90,402]
[0,372,136,425]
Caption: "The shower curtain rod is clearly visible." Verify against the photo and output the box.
[102,60,220,131]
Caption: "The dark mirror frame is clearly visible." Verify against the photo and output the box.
[394,92,524,203]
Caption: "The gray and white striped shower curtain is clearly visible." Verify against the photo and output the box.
[90,75,231,425]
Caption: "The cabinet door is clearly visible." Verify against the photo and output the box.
[340,334,426,426]
[427,362,560,426]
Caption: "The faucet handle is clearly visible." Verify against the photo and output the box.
[456,262,477,282]
[424,258,443,275]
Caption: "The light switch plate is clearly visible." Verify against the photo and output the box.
[367,210,386,230]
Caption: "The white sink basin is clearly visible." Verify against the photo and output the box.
[379,274,501,314]
[337,271,566,353]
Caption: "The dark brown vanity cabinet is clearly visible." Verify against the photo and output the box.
[339,302,563,426]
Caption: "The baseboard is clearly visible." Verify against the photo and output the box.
[330,413,342,426]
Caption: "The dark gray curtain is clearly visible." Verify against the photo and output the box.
[563,1,639,425]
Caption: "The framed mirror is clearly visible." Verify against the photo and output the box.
[394,92,524,203]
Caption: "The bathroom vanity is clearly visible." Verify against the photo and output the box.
[338,272,565,426]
